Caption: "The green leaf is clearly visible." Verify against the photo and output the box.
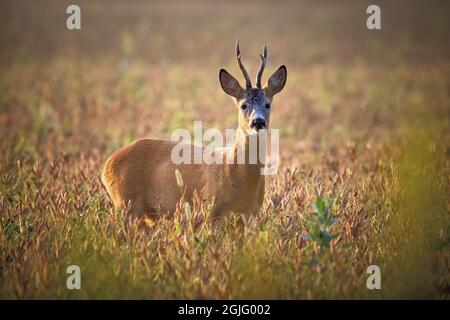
[175,169,184,188]
[315,196,325,216]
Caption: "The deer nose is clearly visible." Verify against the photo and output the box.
[251,118,266,130]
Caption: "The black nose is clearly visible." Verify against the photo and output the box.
[251,118,266,130]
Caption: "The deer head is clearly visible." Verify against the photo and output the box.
[219,40,287,135]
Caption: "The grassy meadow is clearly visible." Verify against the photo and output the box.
[0,0,449,299]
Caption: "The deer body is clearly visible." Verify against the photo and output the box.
[102,132,265,219]
[101,41,287,223]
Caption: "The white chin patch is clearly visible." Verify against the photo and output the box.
[247,128,266,136]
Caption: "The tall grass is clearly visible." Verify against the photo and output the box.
[0,0,449,299]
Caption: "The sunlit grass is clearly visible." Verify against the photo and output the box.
[0,0,449,299]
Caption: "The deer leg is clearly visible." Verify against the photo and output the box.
[124,197,143,222]
[142,210,161,228]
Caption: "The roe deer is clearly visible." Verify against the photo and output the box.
[101,40,287,224]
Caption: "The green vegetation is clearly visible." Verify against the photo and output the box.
[0,0,448,299]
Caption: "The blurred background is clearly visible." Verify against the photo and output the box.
[1,0,448,159]
[0,0,448,299]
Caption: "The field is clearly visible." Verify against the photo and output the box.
[0,0,449,299]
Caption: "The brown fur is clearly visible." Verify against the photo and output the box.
[101,42,287,224]
[101,134,265,220]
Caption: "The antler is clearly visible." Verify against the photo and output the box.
[256,45,267,88]
[235,39,252,89]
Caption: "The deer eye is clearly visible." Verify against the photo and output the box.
[240,104,248,110]
[265,103,271,109]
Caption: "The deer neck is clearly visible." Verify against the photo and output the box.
[230,128,266,171]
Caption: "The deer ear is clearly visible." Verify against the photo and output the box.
[219,69,244,99]
[265,65,287,98]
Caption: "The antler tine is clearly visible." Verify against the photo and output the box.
[235,39,252,89]
[256,45,267,88]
